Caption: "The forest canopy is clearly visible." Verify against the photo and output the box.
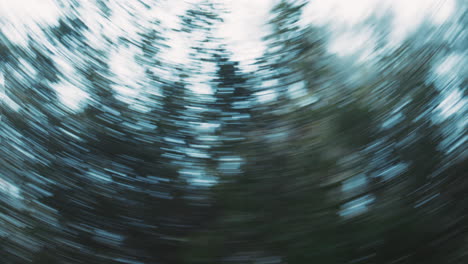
[0,0,467,263]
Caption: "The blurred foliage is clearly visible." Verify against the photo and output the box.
[1,0,467,264]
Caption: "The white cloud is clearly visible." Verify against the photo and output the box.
[217,0,274,71]
[328,27,376,61]
[0,0,60,46]
[304,0,456,54]
[189,82,213,95]
[435,53,464,77]
[53,81,89,111]
[303,0,378,26]
[438,88,467,118]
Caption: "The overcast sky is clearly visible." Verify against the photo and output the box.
[0,0,462,110]
[0,0,465,195]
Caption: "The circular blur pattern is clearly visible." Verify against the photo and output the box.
[0,0,466,263]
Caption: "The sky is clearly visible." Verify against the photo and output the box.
[0,0,461,110]
[0,0,464,199]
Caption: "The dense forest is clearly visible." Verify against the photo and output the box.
[1,0,467,263]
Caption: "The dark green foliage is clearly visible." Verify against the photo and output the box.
[2,1,466,263]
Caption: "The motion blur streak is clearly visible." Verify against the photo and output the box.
[0,0,467,263]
